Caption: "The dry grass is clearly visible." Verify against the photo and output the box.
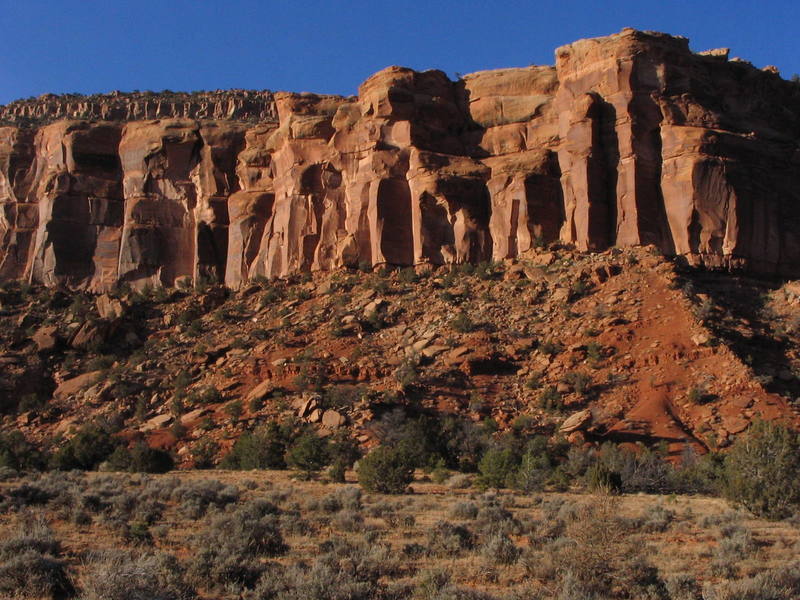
[1,469,800,599]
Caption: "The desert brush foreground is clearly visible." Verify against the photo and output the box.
[3,468,800,600]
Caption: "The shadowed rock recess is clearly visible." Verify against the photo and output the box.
[2,29,799,291]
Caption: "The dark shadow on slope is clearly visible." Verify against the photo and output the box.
[676,266,800,399]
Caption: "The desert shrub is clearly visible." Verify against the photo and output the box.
[446,473,473,489]
[722,420,800,519]
[372,411,488,473]
[286,432,330,477]
[546,500,664,599]
[172,480,239,519]
[248,537,396,600]
[539,340,563,356]
[327,460,347,483]
[450,312,475,333]
[220,421,293,469]
[664,573,701,600]
[224,399,243,420]
[427,520,474,557]
[321,486,362,513]
[394,356,420,391]
[669,446,724,494]
[563,371,592,396]
[702,561,800,600]
[189,500,285,591]
[323,384,367,410]
[480,532,520,565]
[357,446,414,494]
[586,443,675,494]
[79,549,195,600]
[328,431,362,467]
[637,503,675,533]
[190,438,219,469]
[710,525,754,579]
[477,447,518,489]
[398,267,419,283]
[0,519,72,598]
[332,509,365,532]
[515,436,559,492]
[106,443,174,473]
[0,430,46,471]
[412,568,499,600]
[450,501,479,520]
[539,385,563,411]
[50,424,119,470]
[0,550,71,598]
[586,341,603,363]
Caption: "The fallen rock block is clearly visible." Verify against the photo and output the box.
[96,294,127,320]
[141,413,174,432]
[246,380,272,403]
[322,409,346,429]
[54,371,103,400]
[32,325,59,353]
[559,409,592,433]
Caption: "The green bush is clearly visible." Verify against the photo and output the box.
[106,443,174,474]
[450,312,475,333]
[723,420,800,519]
[515,437,557,492]
[50,425,119,471]
[357,446,415,494]
[0,430,46,471]
[538,385,563,412]
[220,422,293,470]
[477,447,519,489]
[190,439,219,469]
[286,432,330,477]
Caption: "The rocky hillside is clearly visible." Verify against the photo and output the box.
[2,28,800,294]
[2,245,799,465]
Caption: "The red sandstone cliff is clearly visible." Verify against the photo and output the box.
[2,29,799,291]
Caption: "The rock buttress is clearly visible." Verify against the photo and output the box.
[2,28,799,289]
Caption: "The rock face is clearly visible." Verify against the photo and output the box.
[2,29,799,290]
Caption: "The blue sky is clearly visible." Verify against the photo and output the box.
[1,0,798,105]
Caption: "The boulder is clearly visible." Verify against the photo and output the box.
[559,409,592,433]
[53,371,103,400]
[321,409,346,429]
[96,294,126,320]
[246,380,272,403]
[32,325,59,353]
[141,413,174,432]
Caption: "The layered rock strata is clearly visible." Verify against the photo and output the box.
[1,29,799,290]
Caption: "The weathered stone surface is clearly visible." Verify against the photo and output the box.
[321,409,346,429]
[32,325,59,352]
[245,379,272,404]
[141,413,174,432]
[2,29,800,289]
[53,370,102,400]
[0,90,277,126]
[96,294,126,320]
[560,409,593,433]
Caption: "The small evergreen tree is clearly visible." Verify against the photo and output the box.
[723,420,800,519]
[286,432,330,478]
[357,446,414,494]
